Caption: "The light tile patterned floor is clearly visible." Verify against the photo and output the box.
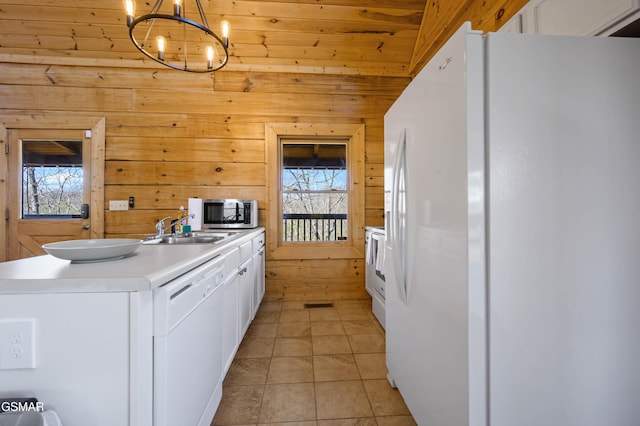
[212,299,417,426]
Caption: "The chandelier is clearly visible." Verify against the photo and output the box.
[125,0,229,73]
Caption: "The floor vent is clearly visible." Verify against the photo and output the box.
[304,302,334,309]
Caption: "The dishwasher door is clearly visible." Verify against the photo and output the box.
[153,259,224,426]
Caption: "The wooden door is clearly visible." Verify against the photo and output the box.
[6,129,92,260]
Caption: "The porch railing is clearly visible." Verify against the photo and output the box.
[283,213,347,242]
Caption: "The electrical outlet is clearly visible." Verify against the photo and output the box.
[0,319,36,370]
[109,200,129,211]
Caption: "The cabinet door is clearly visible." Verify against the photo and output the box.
[221,272,239,375]
[0,292,134,426]
[251,247,265,318]
[238,258,253,337]
[498,12,523,33]
[528,0,640,35]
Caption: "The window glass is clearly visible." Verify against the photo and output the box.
[281,142,348,242]
[21,140,84,218]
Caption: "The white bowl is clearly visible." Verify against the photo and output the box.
[42,238,142,263]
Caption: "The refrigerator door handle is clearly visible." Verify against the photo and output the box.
[390,129,408,304]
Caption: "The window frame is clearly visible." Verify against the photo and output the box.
[266,123,365,260]
[21,139,86,219]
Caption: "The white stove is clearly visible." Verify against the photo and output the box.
[365,226,385,329]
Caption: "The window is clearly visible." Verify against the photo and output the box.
[282,141,348,242]
[21,140,84,218]
[1,116,105,262]
[266,123,365,260]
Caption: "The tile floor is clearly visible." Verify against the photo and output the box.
[212,299,417,426]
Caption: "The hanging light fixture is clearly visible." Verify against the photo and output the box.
[125,0,229,73]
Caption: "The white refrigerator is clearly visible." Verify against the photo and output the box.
[384,23,640,426]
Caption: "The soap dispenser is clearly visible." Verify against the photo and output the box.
[176,206,187,233]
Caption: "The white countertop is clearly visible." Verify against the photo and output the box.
[0,228,263,294]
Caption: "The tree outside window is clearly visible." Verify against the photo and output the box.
[281,141,348,242]
[21,140,84,218]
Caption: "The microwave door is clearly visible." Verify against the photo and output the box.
[224,202,241,224]
[234,202,241,223]
[206,202,224,225]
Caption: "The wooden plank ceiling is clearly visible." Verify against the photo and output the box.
[0,0,527,78]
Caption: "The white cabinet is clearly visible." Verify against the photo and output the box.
[498,13,523,33]
[237,239,254,338]
[220,230,265,375]
[0,228,266,426]
[221,256,240,375]
[0,292,141,426]
[238,257,253,337]
[251,243,265,318]
[505,0,640,35]
[237,234,266,334]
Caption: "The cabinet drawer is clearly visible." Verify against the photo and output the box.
[527,0,640,35]
[239,240,253,263]
[252,233,265,251]
[220,248,240,278]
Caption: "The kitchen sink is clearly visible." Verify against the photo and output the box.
[142,232,233,245]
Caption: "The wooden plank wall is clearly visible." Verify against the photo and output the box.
[0,61,406,301]
[0,0,524,301]
[410,0,529,75]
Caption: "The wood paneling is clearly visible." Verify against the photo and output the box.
[106,138,265,163]
[266,258,367,302]
[0,0,524,77]
[410,0,529,75]
[0,0,426,77]
[105,161,266,186]
[105,185,267,210]
[0,61,400,300]
[0,0,523,300]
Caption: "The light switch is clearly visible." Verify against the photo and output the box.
[109,200,129,211]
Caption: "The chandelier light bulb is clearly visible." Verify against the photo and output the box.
[206,46,214,69]
[125,0,135,26]
[221,20,230,47]
[173,0,181,16]
[156,36,167,61]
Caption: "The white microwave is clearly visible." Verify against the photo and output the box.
[201,199,258,229]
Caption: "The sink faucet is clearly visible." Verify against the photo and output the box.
[155,216,173,237]
[155,214,195,237]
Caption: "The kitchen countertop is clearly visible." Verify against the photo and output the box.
[0,228,264,294]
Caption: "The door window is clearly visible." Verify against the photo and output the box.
[21,139,84,218]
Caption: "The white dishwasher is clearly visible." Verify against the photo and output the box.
[153,256,225,426]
